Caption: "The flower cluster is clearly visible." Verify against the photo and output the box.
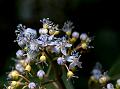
[89,62,120,89]
[5,18,93,89]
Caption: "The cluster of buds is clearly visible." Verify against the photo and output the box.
[88,62,120,89]
[5,18,93,89]
[89,62,110,86]
[102,79,120,89]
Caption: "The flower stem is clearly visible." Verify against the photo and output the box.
[51,61,66,89]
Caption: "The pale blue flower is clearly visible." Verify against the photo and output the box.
[29,40,39,52]
[54,37,72,55]
[37,34,48,47]
[24,28,37,40]
[57,57,65,65]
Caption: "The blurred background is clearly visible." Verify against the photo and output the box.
[0,0,120,89]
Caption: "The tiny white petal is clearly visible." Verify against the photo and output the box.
[61,47,67,55]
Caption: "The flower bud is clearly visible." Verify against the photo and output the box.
[40,55,46,62]
[43,24,48,29]
[25,64,31,72]
[37,70,45,79]
[66,31,71,36]
[16,50,24,58]
[107,83,114,89]
[7,86,14,89]
[90,76,98,83]
[19,60,27,67]
[81,42,87,49]
[49,29,55,35]
[72,31,79,38]
[116,79,120,88]
[99,76,109,84]
[67,71,74,79]
[80,33,88,41]
[70,37,77,43]
[10,81,20,88]
[15,63,24,73]
[28,82,36,89]
[8,70,19,80]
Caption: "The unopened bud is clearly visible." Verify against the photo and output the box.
[67,71,74,79]
[25,64,31,72]
[8,70,19,80]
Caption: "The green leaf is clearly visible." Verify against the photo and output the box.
[109,56,120,80]
[62,68,74,89]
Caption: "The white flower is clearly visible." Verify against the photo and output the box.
[52,45,60,53]
[28,82,36,89]
[29,41,39,51]
[16,50,24,58]
[57,57,65,65]
[57,37,72,55]
[37,34,48,47]
[26,52,37,61]
[24,28,37,40]
[39,28,48,34]
[37,70,45,78]
[40,18,53,29]
[16,36,27,47]
[67,55,82,69]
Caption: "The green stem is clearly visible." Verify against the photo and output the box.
[51,61,66,89]
[46,64,52,77]
[44,49,66,89]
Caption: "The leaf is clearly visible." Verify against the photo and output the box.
[109,56,120,80]
[62,68,74,89]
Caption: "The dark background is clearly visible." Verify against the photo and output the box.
[0,0,120,89]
